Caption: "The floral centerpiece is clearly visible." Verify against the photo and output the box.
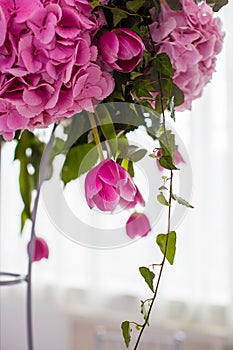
[0,0,227,349]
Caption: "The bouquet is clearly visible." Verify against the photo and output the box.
[0,0,227,348]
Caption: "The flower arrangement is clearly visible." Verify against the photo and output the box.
[0,0,228,349]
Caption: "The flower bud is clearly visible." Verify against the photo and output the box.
[98,28,144,72]
[27,237,49,262]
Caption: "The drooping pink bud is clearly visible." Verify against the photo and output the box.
[27,237,49,262]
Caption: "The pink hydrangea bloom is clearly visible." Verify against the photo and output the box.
[98,28,145,72]
[126,212,151,239]
[27,237,49,262]
[85,159,145,212]
[0,0,114,140]
[149,0,224,110]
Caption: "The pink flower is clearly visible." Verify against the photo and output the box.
[126,212,151,239]
[85,159,145,212]
[0,6,6,47]
[156,149,185,171]
[0,0,114,140]
[149,0,224,110]
[98,28,144,72]
[27,237,49,262]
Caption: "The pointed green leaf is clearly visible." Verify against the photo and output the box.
[159,129,177,155]
[172,194,194,208]
[156,231,176,265]
[159,155,177,170]
[126,0,145,12]
[158,185,168,191]
[170,83,184,107]
[61,143,98,185]
[153,53,174,77]
[139,267,155,292]
[130,148,147,162]
[206,0,228,11]
[14,130,45,231]
[121,321,132,348]
[157,192,170,206]
[111,9,128,26]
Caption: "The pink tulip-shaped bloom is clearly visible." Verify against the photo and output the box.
[98,28,145,72]
[27,237,49,262]
[156,149,185,171]
[85,159,145,212]
[126,212,151,239]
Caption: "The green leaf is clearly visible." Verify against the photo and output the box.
[166,0,182,10]
[159,155,177,170]
[159,129,177,155]
[127,160,134,178]
[157,192,170,206]
[156,231,176,265]
[111,9,128,26]
[63,112,90,152]
[139,267,155,292]
[206,0,228,11]
[140,299,152,325]
[14,131,45,231]
[89,0,100,8]
[95,105,117,157]
[61,143,98,185]
[130,148,147,162]
[133,78,154,98]
[153,53,174,77]
[121,321,132,348]
[126,0,145,12]
[158,185,168,191]
[172,194,194,208]
[158,130,179,170]
[121,159,134,178]
[213,0,228,11]
[130,72,143,80]
[170,83,184,107]
[116,136,129,159]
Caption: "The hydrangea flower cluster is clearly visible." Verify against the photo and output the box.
[149,0,225,110]
[0,0,114,140]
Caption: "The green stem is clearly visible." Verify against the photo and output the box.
[133,171,173,350]
[88,112,104,161]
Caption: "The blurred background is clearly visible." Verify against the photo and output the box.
[1,4,233,350]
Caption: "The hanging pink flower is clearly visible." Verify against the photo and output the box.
[156,149,185,171]
[85,159,145,212]
[27,237,49,262]
[98,28,145,72]
[126,212,151,239]
[149,0,224,110]
[0,0,114,140]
